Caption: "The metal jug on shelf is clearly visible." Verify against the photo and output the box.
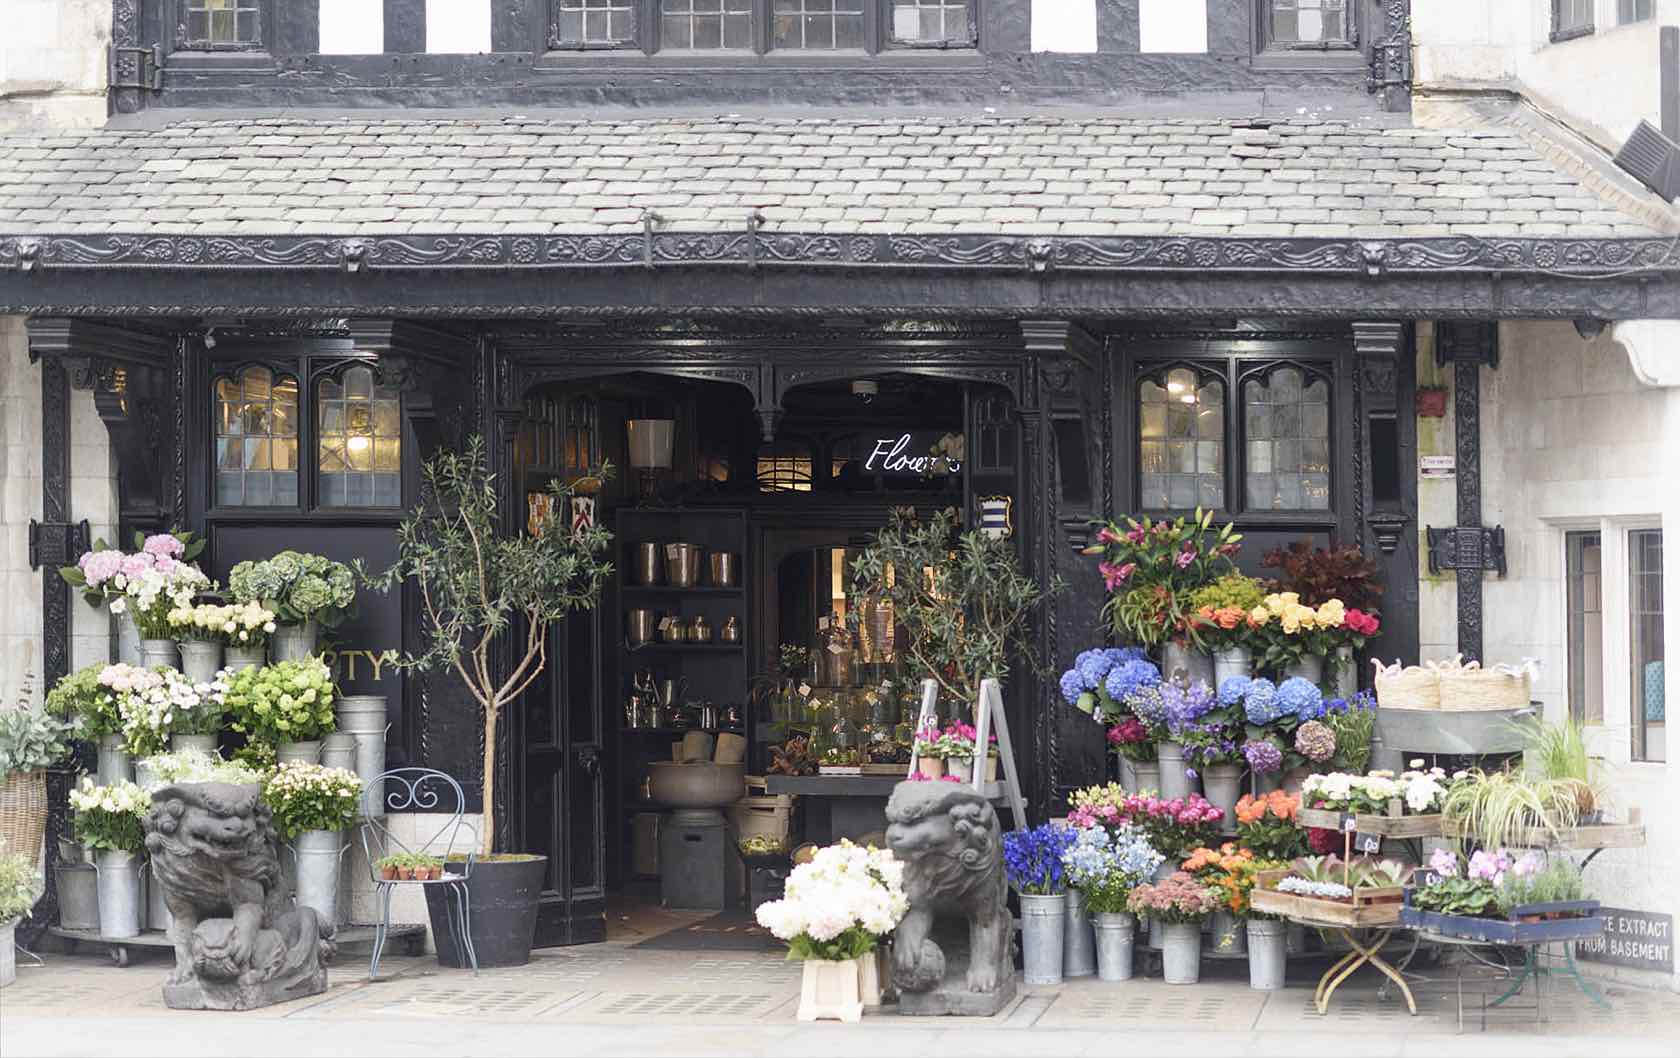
[689,615,712,643]
[633,542,663,586]
[665,543,701,588]
[707,551,738,588]
[699,701,720,730]
[627,608,658,646]
[720,615,741,643]
[658,677,687,713]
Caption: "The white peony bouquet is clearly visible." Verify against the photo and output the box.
[168,600,279,647]
[754,839,908,961]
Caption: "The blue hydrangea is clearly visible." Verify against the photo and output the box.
[1104,659,1162,703]
[1276,677,1322,719]
[1075,651,1118,688]
[1243,678,1280,725]
[1217,675,1252,707]
[1127,686,1169,727]
[1059,668,1086,706]
[1107,646,1150,666]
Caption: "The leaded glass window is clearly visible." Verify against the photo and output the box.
[215,366,298,507]
[662,0,753,48]
[553,0,638,47]
[889,0,973,46]
[772,0,866,49]
[181,0,262,48]
[1244,367,1330,510]
[1268,0,1352,46]
[1630,529,1665,762]
[317,366,401,508]
[757,441,814,492]
[1139,368,1224,510]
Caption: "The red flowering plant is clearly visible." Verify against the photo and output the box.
[1106,716,1155,763]
[1083,509,1242,649]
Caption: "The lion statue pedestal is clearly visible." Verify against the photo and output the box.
[884,782,1017,1017]
[143,782,335,1011]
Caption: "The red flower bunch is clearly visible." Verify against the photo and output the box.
[1344,609,1380,637]
[1108,717,1148,744]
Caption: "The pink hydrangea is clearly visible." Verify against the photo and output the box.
[78,549,124,586]
[119,553,154,579]
[142,533,185,558]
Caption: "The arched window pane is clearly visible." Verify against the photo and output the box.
[318,366,401,508]
[1139,370,1223,509]
[757,441,813,493]
[213,366,298,507]
[1244,368,1331,510]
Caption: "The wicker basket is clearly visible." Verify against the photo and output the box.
[0,769,47,860]
[1438,663,1532,712]
[1373,659,1441,710]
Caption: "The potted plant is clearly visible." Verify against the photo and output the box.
[0,673,71,863]
[755,840,908,1021]
[60,531,207,667]
[1181,843,1262,955]
[1514,715,1607,820]
[1060,648,1160,788]
[1125,870,1221,984]
[223,657,336,764]
[850,506,1056,729]
[1322,690,1378,773]
[364,436,612,969]
[1165,680,1244,820]
[49,664,125,782]
[1235,791,1306,860]
[0,845,42,988]
[67,778,152,939]
[1128,686,1195,799]
[263,761,362,926]
[941,721,977,782]
[1188,573,1267,686]
[1402,848,1601,943]
[1003,823,1077,985]
[1261,540,1383,696]
[112,666,227,764]
[229,550,357,662]
[1439,768,1586,849]
[1060,822,1163,982]
[109,541,212,671]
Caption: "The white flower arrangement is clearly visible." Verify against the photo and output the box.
[1301,767,1454,815]
[68,777,153,853]
[110,555,211,639]
[136,749,268,788]
[168,601,279,647]
[1276,876,1353,900]
[754,840,909,961]
[261,761,363,838]
[101,664,227,756]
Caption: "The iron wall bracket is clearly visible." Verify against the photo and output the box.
[28,519,91,571]
[1426,525,1507,577]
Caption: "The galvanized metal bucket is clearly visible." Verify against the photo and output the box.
[1283,653,1325,686]
[1155,741,1194,801]
[1019,892,1066,985]
[0,920,15,988]
[292,828,346,926]
[1201,764,1244,831]
[55,862,99,931]
[334,696,389,811]
[114,607,141,667]
[178,640,223,685]
[1130,760,1161,793]
[1160,922,1202,984]
[1247,919,1288,990]
[223,646,266,672]
[139,639,177,670]
[270,620,320,663]
[94,850,142,939]
[146,858,172,932]
[1212,647,1252,691]
[1209,909,1247,956]
[170,733,218,756]
[96,734,132,786]
[276,741,322,766]
[1092,912,1135,982]
[320,732,358,772]
[1161,641,1214,689]
[1063,887,1095,978]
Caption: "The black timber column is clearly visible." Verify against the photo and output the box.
[1434,322,1500,663]
[1020,321,1105,814]
[1351,321,1420,666]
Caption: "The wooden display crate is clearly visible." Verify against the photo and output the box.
[1437,817,1646,850]
[1249,868,1406,928]
[1298,805,1444,838]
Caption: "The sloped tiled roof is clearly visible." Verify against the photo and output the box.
[0,114,1672,238]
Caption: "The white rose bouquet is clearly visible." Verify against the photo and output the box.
[168,601,279,648]
[68,778,153,854]
[754,840,909,961]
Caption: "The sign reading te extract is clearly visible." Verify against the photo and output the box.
[864,432,962,476]
[1576,908,1674,973]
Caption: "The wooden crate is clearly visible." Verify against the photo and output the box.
[1250,869,1406,928]
[1438,819,1646,850]
[1298,806,1444,838]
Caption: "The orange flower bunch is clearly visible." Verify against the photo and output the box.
[1180,843,1273,916]
[1180,842,1254,876]
[1235,789,1299,826]
[1196,604,1261,632]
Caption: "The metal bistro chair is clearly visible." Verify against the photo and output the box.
[358,768,479,979]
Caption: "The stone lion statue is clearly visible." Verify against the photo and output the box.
[884,782,1014,1013]
[144,782,334,1010]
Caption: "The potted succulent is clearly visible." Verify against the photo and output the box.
[67,778,152,939]
[365,436,613,969]
[228,550,357,662]
[1003,823,1077,985]
[0,845,42,988]
[263,761,362,926]
[0,673,71,864]
[1060,822,1163,982]
[754,840,908,1021]
[1125,870,1221,984]
[223,657,336,764]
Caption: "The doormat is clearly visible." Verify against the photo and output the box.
[631,912,784,953]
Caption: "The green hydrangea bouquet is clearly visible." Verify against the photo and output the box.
[228,550,357,629]
[224,658,337,745]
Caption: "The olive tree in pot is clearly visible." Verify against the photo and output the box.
[366,436,612,968]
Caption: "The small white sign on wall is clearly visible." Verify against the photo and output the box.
[426,0,493,55]
[319,0,384,55]
[1139,0,1208,54]
[1421,455,1457,479]
[1030,0,1098,54]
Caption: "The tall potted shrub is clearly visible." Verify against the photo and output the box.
[367,436,612,968]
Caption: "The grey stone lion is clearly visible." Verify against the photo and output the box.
[884,782,1014,1012]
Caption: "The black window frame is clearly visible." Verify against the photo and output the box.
[204,346,407,520]
[1256,0,1359,53]
[1552,0,1596,42]
[542,0,976,55]
[172,0,272,53]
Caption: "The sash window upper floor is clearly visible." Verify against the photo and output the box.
[548,0,976,52]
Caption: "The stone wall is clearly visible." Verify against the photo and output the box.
[1416,318,1680,992]
[0,0,109,131]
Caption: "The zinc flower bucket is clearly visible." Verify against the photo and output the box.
[1155,741,1194,801]
[177,640,223,685]
[94,850,142,939]
[1020,892,1067,985]
[1092,912,1136,982]
[1247,919,1288,990]
[1161,922,1202,984]
[271,620,320,663]
[139,639,178,670]
[1063,887,1095,978]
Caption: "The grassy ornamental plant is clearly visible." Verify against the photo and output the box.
[224,658,336,746]
[851,506,1056,710]
[1440,768,1586,849]
[1515,715,1605,814]
[365,436,613,857]
[262,762,363,838]
[68,778,153,854]
[0,845,42,924]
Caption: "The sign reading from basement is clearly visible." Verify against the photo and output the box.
[864,432,962,476]
[1575,908,1674,973]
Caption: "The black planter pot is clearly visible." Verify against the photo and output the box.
[425,855,548,968]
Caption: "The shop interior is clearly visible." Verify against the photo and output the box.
[510,370,1016,935]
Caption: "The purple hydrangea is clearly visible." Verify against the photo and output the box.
[1104,658,1162,703]
[1243,678,1281,725]
[1161,680,1217,730]
[1217,675,1252,707]
[1275,677,1322,719]
[1243,738,1283,773]
[1126,685,1169,727]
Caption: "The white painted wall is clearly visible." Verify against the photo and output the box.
[1138,0,1208,54]
[1414,0,1677,145]
[1417,319,1680,991]
[0,0,109,130]
[1031,0,1099,53]
[320,0,387,55]
[426,0,494,55]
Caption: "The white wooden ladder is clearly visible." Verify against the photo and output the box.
[905,676,1029,825]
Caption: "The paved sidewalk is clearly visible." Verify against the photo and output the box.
[4,941,1680,1057]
